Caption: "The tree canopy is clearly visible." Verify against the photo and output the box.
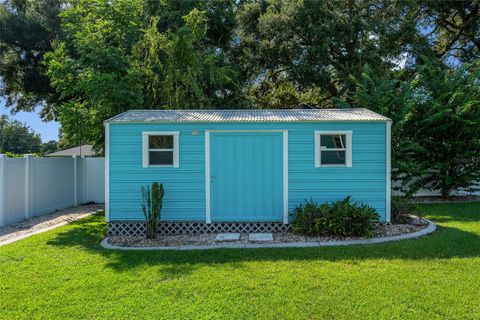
[0,0,479,196]
[0,115,42,154]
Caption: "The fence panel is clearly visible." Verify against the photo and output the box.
[85,158,105,203]
[31,157,76,217]
[0,155,105,227]
[4,158,26,225]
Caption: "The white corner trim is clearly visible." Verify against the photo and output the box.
[283,131,289,224]
[205,131,211,224]
[314,130,353,168]
[142,131,179,168]
[105,123,110,222]
[386,121,392,222]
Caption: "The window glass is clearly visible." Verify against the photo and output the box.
[149,151,173,165]
[321,150,346,165]
[320,134,346,149]
[149,135,173,149]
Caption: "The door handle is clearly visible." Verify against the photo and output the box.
[210,175,216,182]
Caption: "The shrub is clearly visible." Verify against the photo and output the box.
[290,200,330,236]
[290,197,379,238]
[316,197,379,238]
[141,182,164,239]
[391,196,417,224]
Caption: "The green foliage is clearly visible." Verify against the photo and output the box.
[141,182,164,239]
[391,196,418,224]
[44,0,145,150]
[43,0,239,150]
[236,0,411,107]
[2,0,479,195]
[0,115,42,154]
[40,140,58,155]
[3,152,41,158]
[343,64,417,186]
[133,9,239,109]
[0,0,63,118]
[404,60,480,197]
[346,59,480,197]
[289,200,330,236]
[316,197,379,238]
[291,197,379,238]
[416,1,480,63]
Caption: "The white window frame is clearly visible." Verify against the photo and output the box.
[314,131,352,168]
[142,131,179,168]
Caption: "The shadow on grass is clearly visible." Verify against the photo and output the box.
[44,205,480,277]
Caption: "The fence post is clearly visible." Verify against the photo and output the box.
[24,154,34,219]
[81,156,86,204]
[73,155,78,206]
[0,154,6,227]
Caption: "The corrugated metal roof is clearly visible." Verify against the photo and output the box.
[106,108,390,123]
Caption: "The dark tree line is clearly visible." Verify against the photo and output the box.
[0,115,58,155]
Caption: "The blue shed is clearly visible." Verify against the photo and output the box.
[105,108,391,236]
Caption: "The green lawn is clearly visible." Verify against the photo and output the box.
[1,203,480,319]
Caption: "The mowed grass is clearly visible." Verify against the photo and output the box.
[1,203,480,319]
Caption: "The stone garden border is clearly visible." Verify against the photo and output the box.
[100,220,436,251]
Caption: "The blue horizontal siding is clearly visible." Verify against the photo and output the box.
[108,121,387,222]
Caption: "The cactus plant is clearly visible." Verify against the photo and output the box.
[141,182,164,239]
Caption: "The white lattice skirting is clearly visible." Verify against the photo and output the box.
[107,221,291,236]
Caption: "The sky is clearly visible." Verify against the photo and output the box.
[0,98,60,142]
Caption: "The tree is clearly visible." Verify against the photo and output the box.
[41,140,58,154]
[348,60,480,198]
[0,0,64,119]
[346,65,417,188]
[405,59,480,197]
[44,0,240,150]
[416,0,480,63]
[235,0,417,107]
[0,115,42,154]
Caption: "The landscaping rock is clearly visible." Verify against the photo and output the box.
[215,233,241,241]
[107,216,431,248]
[0,204,103,245]
[248,233,273,241]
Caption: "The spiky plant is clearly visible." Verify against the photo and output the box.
[141,182,164,239]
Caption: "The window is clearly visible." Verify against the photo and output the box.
[315,131,352,167]
[142,132,179,167]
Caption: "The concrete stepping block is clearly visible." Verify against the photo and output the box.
[248,233,273,242]
[215,233,240,241]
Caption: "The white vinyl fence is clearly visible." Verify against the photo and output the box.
[393,180,480,197]
[0,155,105,227]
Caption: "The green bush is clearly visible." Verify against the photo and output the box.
[290,200,330,236]
[290,197,379,238]
[391,196,417,224]
[316,197,379,238]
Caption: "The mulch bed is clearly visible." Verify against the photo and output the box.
[107,216,429,248]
